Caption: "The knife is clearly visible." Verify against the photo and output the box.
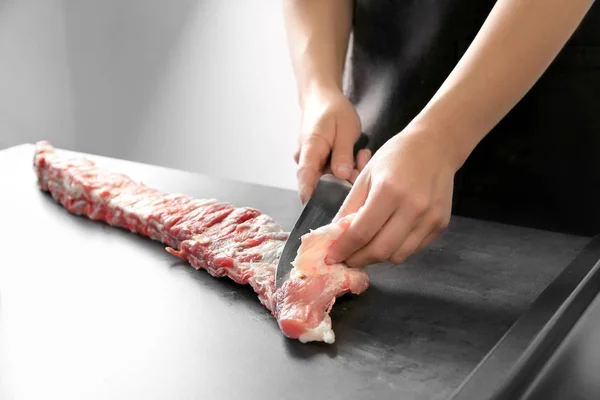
[275,133,369,289]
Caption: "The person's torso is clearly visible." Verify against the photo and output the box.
[344,0,600,236]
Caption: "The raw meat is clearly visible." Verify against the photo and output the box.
[274,214,369,343]
[33,141,369,344]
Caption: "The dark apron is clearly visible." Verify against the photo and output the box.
[344,0,600,236]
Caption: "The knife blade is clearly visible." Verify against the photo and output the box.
[275,133,369,289]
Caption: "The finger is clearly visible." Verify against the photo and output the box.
[331,132,358,181]
[326,184,397,264]
[294,130,303,163]
[414,213,449,252]
[347,149,371,183]
[415,231,439,253]
[297,167,319,205]
[389,212,442,264]
[356,148,372,172]
[331,111,361,180]
[389,229,428,265]
[297,135,331,204]
[344,209,420,268]
[332,171,370,222]
[349,169,360,184]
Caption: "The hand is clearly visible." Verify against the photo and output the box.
[294,87,372,204]
[325,125,457,268]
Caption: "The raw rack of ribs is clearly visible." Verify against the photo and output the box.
[33,141,369,344]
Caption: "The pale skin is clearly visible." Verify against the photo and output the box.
[283,0,596,268]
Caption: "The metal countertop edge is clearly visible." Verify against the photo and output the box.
[448,234,600,400]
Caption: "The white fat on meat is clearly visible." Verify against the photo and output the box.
[251,237,284,266]
[189,214,285,266]
[290,214,354,279]
[299,319,335,344]
[280,214,359,344]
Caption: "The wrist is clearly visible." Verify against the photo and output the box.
[299,80,343,110]
[405,108,485,173]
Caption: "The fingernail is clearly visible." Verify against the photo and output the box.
[334,164,352,176]
[325,256,336,265]
[299,191,307,204]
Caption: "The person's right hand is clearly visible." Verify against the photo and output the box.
[294,87,372,204]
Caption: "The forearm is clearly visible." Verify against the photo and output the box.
[412,0,595,169]
[282,0,353,106]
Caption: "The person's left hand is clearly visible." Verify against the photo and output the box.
[324,124,459,268]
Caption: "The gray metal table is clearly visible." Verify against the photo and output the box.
[0,144,590,400]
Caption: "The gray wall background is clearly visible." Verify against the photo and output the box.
[0,0,300,190]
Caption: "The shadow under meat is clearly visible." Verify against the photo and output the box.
[328,283,521,363]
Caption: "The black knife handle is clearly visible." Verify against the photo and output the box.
[324,132,370,167]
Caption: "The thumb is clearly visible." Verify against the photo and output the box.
[330,121,359,181]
